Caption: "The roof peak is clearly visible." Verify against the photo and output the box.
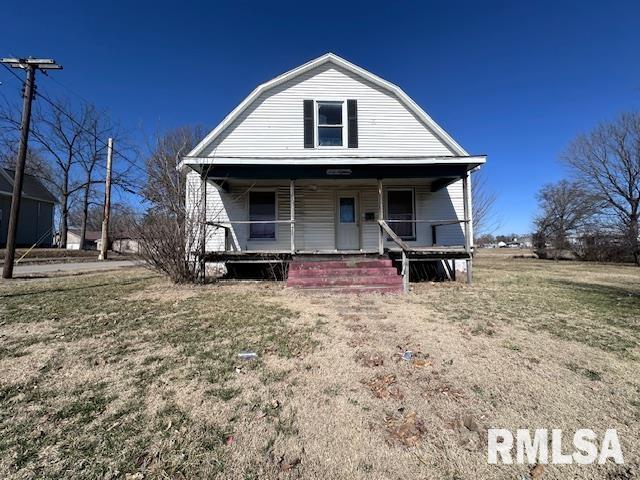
[182,54,468,163]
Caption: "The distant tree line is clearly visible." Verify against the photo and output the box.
[533,112,640,265]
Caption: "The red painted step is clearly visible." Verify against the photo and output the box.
[296,285,404,294]
[286,258,403,294]
[287,266,399,278]
[287,275,402,287]
[289,259,393,270]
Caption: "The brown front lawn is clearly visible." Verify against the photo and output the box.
[0,252,638,479]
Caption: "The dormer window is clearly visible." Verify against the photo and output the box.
[317,101,344,147]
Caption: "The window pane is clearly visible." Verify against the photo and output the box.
[388,190,414,238]
[318,103,342,125]
[318,127,343,146]
[340,197,355,223]
[249,191,276,239]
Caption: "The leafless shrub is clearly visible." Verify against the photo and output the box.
[472,169,500,239]
[133,126,209,283]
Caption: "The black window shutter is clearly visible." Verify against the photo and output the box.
[347,99,358,148]
[303,100,314,148]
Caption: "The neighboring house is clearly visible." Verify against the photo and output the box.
[65,228,101,250]
[0,167,56,248]
[179,53,486,290]
[111,232,141,254]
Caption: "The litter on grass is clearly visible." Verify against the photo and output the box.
[237,351,258,360]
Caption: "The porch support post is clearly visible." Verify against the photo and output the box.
[462,172,472,285]
[199,172,207,282]
[290,179,295,254]
[377,178,384,255]
[402,250,409,293]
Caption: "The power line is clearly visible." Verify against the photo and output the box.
[0,62,147,178]
[1,57,62,280]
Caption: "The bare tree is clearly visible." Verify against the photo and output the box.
[28,100,93,248]
[563,112,640,265]
[0,96,54,181]
[471,169,500,239]
[76,105,123,249]
[134,126,208,283]
[533,180,598,258]
[1,94,140,249]
[70,202,137,236]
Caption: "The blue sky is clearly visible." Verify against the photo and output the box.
[2,0,639,234]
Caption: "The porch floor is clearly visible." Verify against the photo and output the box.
[201,247,471,263]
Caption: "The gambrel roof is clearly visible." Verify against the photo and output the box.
[184,53,470,163]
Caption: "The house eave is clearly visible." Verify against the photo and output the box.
[183,158,484,181]
[178,155,486,172]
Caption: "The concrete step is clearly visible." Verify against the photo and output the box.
[291,284,404,294]
[287,266,399,278]
[287,257,404,294]
[287,275,403,287]
[289,259,393,270]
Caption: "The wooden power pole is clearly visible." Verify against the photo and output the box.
[98,138,113,260]
[1,58,62,279]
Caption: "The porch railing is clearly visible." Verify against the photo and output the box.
[206,218,469,254]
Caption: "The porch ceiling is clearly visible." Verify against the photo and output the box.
[190,162,479,183]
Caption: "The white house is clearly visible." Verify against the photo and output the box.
[179,53,485,292]
[64,229,101,250]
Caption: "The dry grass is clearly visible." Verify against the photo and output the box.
[0,251,639,479]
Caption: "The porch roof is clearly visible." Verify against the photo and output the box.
[185,155,485,185]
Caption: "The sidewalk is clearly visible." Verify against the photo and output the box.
[10,260,141,277]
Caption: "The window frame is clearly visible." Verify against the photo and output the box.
[385,188,416,241]
[314,99,347,148]
[247,189,278,241]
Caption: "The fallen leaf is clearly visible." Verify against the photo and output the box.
[386,411,427,447]
[530,464,544,479]
[363,374,403,400]
[279,457,301,471]
[411,358,432,369]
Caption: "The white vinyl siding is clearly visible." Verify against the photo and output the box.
[186,173,467,253]
[200,63,455,158]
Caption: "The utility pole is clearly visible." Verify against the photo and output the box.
[1,58,62,279]
[98,138,113,261]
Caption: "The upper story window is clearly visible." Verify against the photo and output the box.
[317,101,344,147]
[303,99,357,149]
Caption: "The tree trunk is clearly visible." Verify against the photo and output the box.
[60,197,68,249]
[630,215,640,266]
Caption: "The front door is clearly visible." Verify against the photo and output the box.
[336,193,360,250]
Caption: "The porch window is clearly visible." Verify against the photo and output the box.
[249,191,276,240]
[317,101,343,147]
[387,189,415,240]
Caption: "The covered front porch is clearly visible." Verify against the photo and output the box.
[188,158,483,285]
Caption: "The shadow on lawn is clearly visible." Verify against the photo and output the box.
[0,276,153,299]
